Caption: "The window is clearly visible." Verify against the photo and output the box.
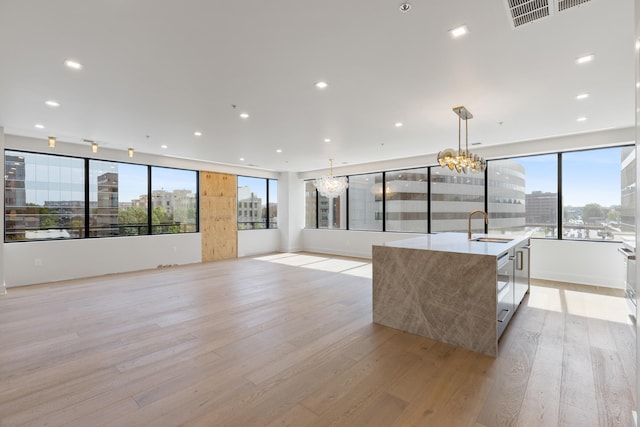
[5,151,84,241]
[318,193,346,229]
[4,150,199,242]
[431,167,485,233]
[385,168,428,233]
[304,181,317,228]
[488,154,557,238]
[268,179,278,228]
[89,160,149,237]
[562,147,633,241]
[237,176,277,229]
[348,173,382,231]
[151,167,198,234]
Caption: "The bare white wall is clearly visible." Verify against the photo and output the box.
[278,172,303,253]
[302,229,421,259]
[302,229,625,289]
[530,239,624,289]
[238,229,280,257]
[4,233,202,287]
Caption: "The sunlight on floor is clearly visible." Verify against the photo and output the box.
[527,284,633,325]
[253,253,372,278]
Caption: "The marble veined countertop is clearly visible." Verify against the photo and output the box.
[380,232,528,257]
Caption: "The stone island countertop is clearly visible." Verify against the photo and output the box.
[372,232,529,356]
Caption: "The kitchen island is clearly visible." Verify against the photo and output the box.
[372,233,529,356]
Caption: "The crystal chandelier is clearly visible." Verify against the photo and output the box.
[314,158,348,198]
[437,106,486,174]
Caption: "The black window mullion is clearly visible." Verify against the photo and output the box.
[345,177,349,230]
[84,158,90,238]
[382,172,386,232]
[265,179,270,229]
[147,166,152,235]
[484,164,489,234]
[427,167,432,234]
[557,152,563,240]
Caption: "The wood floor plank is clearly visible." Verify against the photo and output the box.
[0,254,634,427]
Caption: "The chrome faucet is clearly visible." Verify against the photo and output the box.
[468,210,488,240]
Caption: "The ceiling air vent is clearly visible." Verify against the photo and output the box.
[503,0,551,28]
[557,0,591,12]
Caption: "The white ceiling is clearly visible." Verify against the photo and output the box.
[0,0,634,173]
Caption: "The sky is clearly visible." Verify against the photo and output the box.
[516,147,625,207]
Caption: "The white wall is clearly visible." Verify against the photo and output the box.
[302,229,625,289]
[4,233,202,287]
[278,172,304,253]
[302,229,420,259]
[530,239,624,289]
[238,229,280,257]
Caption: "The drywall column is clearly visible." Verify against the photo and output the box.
[278,171,303,253]
[0,127,5,295]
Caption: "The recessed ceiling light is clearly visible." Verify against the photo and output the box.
[449,25,468,38]
[576,117,587,122]
[239,113,249,119]
[576,93,590,100]
[161,144,168,149]
[239,157,245,161]
[194,131,202,136]
[636,82,640,89]
[395,122,403,127]
[34,124,45,129]
[45,100,60,107]
[276,149,282,153]
[324,138,331,143]
[315,81,328,89]
[576,54,594,64]
[64,59,83,70]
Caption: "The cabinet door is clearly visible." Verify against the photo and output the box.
[514,239,530,305]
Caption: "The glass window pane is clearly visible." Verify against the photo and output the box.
[348,173,382,231]
[5,151,84,241]
[385,168,428,233]
[238,176,267,229]
[431,167,485,233]
[318,193,346,229]
[305,180,317,228]
[488,155,558,238]
[151,167,198,234]
[89,160,148,237]
[562,147,633,241]
[268,179,278,229]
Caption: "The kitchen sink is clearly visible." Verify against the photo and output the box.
[470,237,514,243]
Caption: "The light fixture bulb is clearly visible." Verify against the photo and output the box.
[128,148,134,158]
[45,100,60,107]
[315,81,328,89]
[239,113,249,119]
[64,59,83,70]
[450,25,468,38]
[91,142,98,153]
[47,136,56,148]
[576,54,594,64]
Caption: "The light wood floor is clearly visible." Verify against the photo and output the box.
[0,252,635,427]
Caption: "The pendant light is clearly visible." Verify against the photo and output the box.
[437,106,486,174]
[313,158,348,198]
